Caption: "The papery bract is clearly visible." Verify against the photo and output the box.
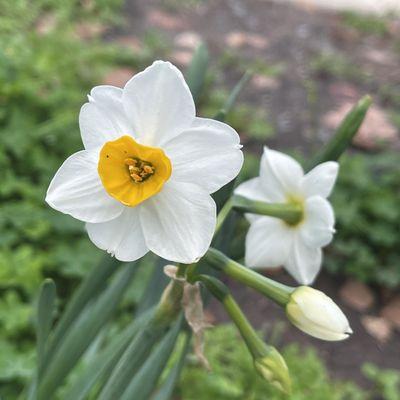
[46,61,243,263]
[235,147,338,284]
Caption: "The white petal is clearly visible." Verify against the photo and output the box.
[89,86,133,134]
[245,217,294,268]
[79,86,133,149]
[122,61,195,147]
[234,178,272,223]
[259,147,304,201]
[46,150,123,223]
[163,117,243,193]
[302,161,339,198]
[302,296,351,341]
[140,181,216,263]
[291,287,352,341]
[234,177,270,202]
[285,237,322,285]
[300,196,335,248]
[86,208,148,262]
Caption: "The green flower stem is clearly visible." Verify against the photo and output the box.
[153,279,184,327]
[196,275,291,394]
[232,195,303,225]
[204,248,294,306]
[215,198,234,235]
[98,279,183,400]
[197,275,266,357]
[214,71,252,122]
[309,95,372,169]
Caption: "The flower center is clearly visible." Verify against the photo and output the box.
[284,195,304,227]
[98,135,172,207]
[124,157,155,183]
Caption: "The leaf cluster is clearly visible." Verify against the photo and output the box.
[326,152,400,288]
[0,0,144,395]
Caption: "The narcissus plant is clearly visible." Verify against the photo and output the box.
[36,47,370,399]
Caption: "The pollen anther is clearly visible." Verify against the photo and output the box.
[124,158,137,166]
[125,157,155,183]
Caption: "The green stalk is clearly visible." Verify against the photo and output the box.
[120,316,183,400]
[98,279,183,400]
[214,71,252,121]
[309,95,372,169]
[232,195,303,226]
[63,309,154,400]
[36,279,56,370]
[37,263,137,399]
[196,275,291,394]
[41,255,119,376]
[215,198,233,235]
[186,43,209,102]
[153,333,191,400]
[198,275,265,357]
[204,248,293,306]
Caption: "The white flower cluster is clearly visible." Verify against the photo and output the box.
[47,61,337,281]
[46,61,350,342]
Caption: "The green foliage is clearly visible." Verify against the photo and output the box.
[310,95,372,168]
[380,85,400,109]
[201,89,274,141]
[0,0,150,395]
[177,324,366,400]
[0,291,32,336]
[326,152,400,287]
[186,43,209,102]
[161,0,206,13]
[362,363,400,400]
[341,12,390,37]
[310,52,369,82]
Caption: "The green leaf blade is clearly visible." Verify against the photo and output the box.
[186,43,209,102]
[36,279,57,368]
[309,95,372,169]
[41,255,119,373]
[63,308,154,400]
[120,317,183,400]
[37,262,137,399]
[153,333,191,400]
[213,70,252,122]
[98,318,166,400]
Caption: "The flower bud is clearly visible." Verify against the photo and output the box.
[254,347,291,394]
[286,286,352,341]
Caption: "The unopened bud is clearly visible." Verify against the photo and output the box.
[286,286,352,341]
[254,347,291,394]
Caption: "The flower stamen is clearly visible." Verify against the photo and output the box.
[124,157,155,183]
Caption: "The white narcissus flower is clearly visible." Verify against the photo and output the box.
[46,61,243,263]
[286,286,352,341]
[235,147,338,284]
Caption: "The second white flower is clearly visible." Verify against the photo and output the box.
[235,147,338,284]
